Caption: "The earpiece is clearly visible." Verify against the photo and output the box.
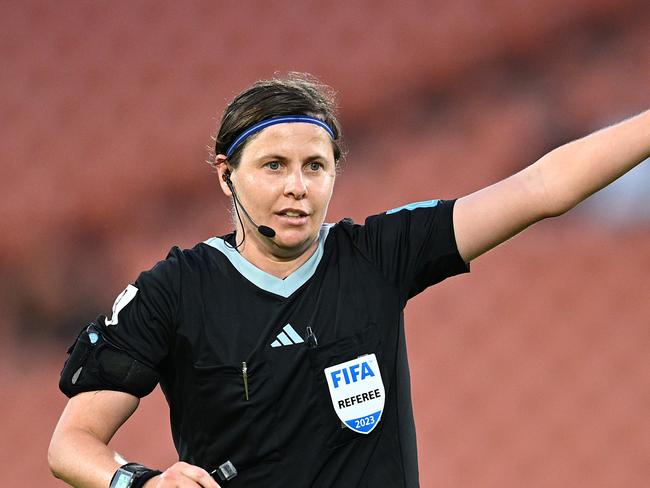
[222,170,236,194]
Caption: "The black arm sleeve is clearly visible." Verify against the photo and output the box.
[59,247,181,397]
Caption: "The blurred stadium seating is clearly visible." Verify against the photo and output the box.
[1,0,648,486]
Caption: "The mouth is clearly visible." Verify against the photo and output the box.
[274,209,310,225]
[276,207,310,217]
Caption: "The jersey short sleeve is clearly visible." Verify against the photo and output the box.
[99,246,181,370]
[348,199,469,303]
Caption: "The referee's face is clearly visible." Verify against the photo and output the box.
[226,122,336,256]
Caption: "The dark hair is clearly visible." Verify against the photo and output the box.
[210,72,344,169]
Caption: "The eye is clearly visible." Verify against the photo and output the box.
[265,161,281,170]
[308,161,324,171]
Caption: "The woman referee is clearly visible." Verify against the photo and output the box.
[49,74,649,488]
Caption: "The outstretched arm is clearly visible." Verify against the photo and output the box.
[454,109,650,263]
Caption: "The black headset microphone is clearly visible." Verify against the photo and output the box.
[223,171,276,238]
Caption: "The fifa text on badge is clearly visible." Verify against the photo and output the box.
[329,361,376,388]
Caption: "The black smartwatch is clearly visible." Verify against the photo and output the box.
[109,463,161,488]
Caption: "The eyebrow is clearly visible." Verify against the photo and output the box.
[257,153,329,162]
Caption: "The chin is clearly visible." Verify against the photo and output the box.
[274,229,317,251]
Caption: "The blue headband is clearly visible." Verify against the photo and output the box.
[225,115,335,158]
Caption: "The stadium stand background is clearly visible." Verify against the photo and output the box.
[1,0,648,485]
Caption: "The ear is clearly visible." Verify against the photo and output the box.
[215,154,233,197]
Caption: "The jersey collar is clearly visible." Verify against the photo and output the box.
[204,224,332,298]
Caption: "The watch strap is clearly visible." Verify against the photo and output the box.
[110,463,162,488]
[131,467,162,488]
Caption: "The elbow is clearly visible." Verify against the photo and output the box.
[47,436,64,480]
[48,429,74,482]
[535,168,581,218]
[524,157,571,220]
[544,190,588,218]
[544,197,575,219]
[534,167,576,219]
[534,145,593,219]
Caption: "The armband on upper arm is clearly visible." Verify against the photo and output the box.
[59,323,159,399]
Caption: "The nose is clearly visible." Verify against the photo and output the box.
[284,167,307,199]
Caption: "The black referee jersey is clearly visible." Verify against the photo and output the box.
[83,199,469,487]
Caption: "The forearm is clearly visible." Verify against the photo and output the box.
[48,426,125,488]
[453,109,649,262]
[537,109,650,216]
[49,391,141,487]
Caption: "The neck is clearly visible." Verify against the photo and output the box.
[236,228,320,279]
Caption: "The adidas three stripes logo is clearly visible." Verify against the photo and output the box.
[271,324,305,348]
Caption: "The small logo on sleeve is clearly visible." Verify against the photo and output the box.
[104,284,138,326]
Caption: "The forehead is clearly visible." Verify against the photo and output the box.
[240,123,335,161]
